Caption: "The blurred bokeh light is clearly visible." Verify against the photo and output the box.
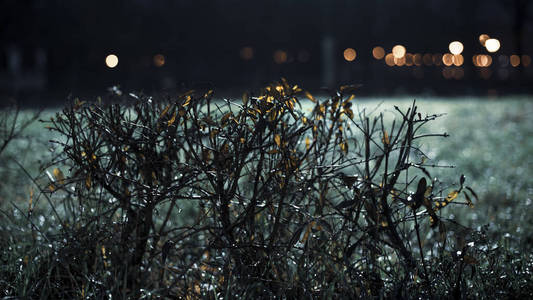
[343,48,357,62]
[105,54,119,68]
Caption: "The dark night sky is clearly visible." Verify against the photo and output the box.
[1,0,533,101]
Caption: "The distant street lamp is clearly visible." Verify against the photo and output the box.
[105,54,119,68]
[485,39,500,53]
[449,41,464,55]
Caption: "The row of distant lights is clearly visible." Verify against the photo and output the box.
[344,34,531,68]
[104,34,530,69]
[105,53,166,68]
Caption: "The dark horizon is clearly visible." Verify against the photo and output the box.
[2,0,533,104]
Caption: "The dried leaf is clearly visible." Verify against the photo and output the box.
[301,221,315,243]
[28,188,33,213]
[305,136,310,150]
[220,112,232,124]
[382,131,390,145]
[464,192,475,208]
[53,168,65,185]
[160,104,171,118]
[167,112,177,127]
[446,190,459,202]
[274,134,281,147]
[242,92,249,105]
[304,91,316,103]
[339,141,348,154]
[182,95,192,107]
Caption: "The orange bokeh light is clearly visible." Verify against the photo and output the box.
[453,54,464,66]
[442,53,454,66]
[343,48,357,61]
[479,34,490,46]
[153,54,165,67]
[392,45,406,59]
[385,53,395,66]
[372,46,385,60]
[521,55,531,67]
[240,47,254,60]
[273,50,288,64]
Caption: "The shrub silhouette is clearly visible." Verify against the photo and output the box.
[3,81,488,298]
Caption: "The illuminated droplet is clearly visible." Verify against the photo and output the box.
[105,54,118,68]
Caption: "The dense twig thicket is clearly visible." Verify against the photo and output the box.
[2,81,532,299]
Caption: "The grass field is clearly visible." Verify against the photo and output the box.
[356,98,533,247]
[2,97,531,249]
[2,98,532,241]
[1,95,532,297]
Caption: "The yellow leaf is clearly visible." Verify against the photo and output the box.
[382,131,390,145]
[53,168,65,185]
[302,116,307,124]
[305,137,310,150]
[304,91,316,103]
[160,104,171,118]
[28,188,33,213]
[85,176,92,189]
[347,94,356,101]
[194,282,201,294]
[240,138,245,144]
[424,185,433,198]
[446,190,459,202]
[204,90,214,99]
[183,95,192,107]
[274,134,281,147]
[340,141,348,154]
[269,109,278,122]
[167,112,177,126]
[301,221,315,243]
[220,112,232,124]
[49,184,55,192]
[344,108,354,119]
